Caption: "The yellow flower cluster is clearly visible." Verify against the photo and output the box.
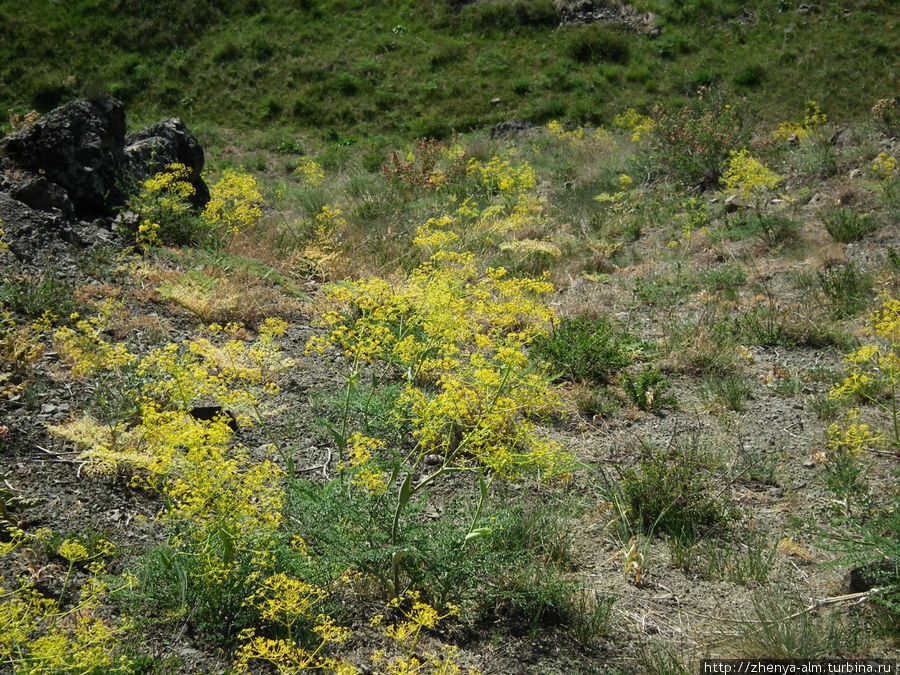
[52,315,291,561]
[202,169,263,236]
[0,217,9,254]
[547,120,587,146]
[0,534,133,673]
[826,409,884,457]
[829,297,900,450]
[613,108,655,142]
[370,591,481,675]
[53,300,134,377]
[498,238,562,262]
[773,100,827,142]
[310,244,571,479]
[466,155,536,195]
[871,152,897,181]
[142,163,196,200]
[720,150,782,201]
[136,218,161,251]
[295,156,326,186]
[234,574,355,674]
[341,432,389,494]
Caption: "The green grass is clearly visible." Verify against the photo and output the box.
[531,314,647,385]
[2,1,899,143]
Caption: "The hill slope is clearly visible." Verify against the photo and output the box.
[2,0,899,140]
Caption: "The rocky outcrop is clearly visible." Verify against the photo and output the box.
[0,96,127,217]
[0,97,209,222]
[556,0,657,35]
[124,118,210,208]
[489,120,540,140]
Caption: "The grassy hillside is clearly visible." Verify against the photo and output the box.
[2,0,898,141]
[2,1,900,672]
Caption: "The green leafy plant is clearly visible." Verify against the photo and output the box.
[531,314,646,385]
[718,212,802,248]
[0,274,82,319]
[651,87,750,187]
[821,206,877,243]
[731,593,853,659]
[125,163,204,249]
[622,443,732,540]
[702,373,752,412]
[817,262,873,318]
[623,365,676,411]
[695,527,779,584]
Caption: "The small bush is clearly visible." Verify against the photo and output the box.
[719,212,802,248]
[821,206,877,243]
[732,593,852,659]
[652,87,750,187]
[740,304,854,350]
[732,64,765,88]
[563,25,631,65]
[0,274,81,319]
[818,262,873,318]
[633,273,696,307]
[699,263,746,300]
[461,0,558,32]
[335,72,361,96]
[622,444,732,540]
[702,373,752,412]
[531,314,646,385]
[696,528,778,584]
[623,365,677,411]
[125,163,205,248]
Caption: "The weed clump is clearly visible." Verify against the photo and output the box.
[622,445,732,540]
[651,87,750,187]
[821,206,877,243]
[531,314,645,385]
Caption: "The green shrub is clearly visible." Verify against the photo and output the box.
[672,527,778,584]
[633,273,696,307]
[460,0,558,32]
[702,373,752,412]
[622,444,732,540]
[739,304,854,350]
[818,262,873,318]
[699,263,746,299]
[719,212,802,248]
[821,206,877,243]
[623,365,677,411]
[335,72,361,96]
[563,25,631,65]
[652,87,750,187]
[284,479,580,626]
[732,64,765,88]
[0,274,81,319]
[531,314,646,385]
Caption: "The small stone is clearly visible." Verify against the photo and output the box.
[40,403,57,414]
[424,454,441,466]
[725,194,747,212]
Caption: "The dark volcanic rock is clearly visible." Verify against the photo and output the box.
[125,118,210,208]
[0,96,127,217]
[489,120,539,139]
[0,171,74,218]
[0,192,82,260]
